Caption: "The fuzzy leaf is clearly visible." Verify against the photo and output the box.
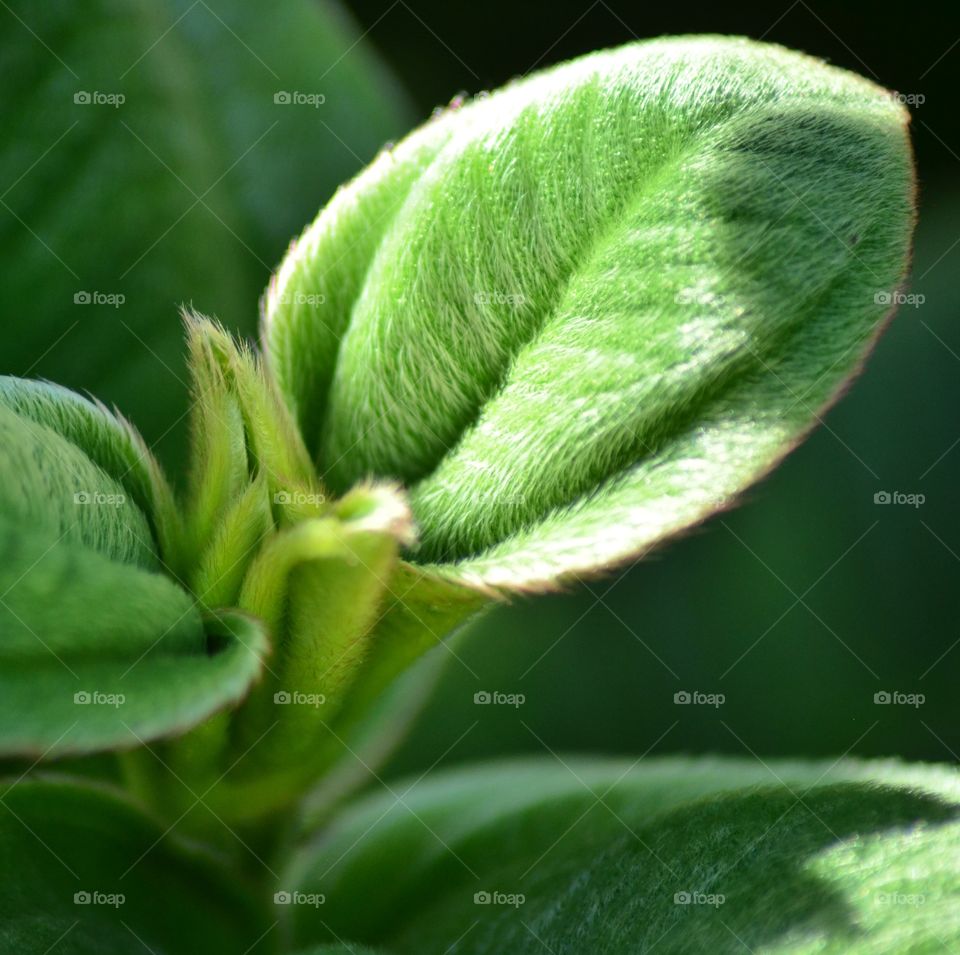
[264,36,915,590]
[0,527,268,758]
[287,756,960,954]
[0,376,182,567]
[199,485,414,817]
[0,776,270,953]
[0,382,267,757]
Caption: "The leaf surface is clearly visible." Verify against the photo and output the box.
[0,776,271,954]
[287,756,960,954]
[265,36,915,590]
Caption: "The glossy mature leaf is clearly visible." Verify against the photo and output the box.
[0,0,411,453]
[0,777,269,954]
[265,35,915,590]
[287,756,960,954]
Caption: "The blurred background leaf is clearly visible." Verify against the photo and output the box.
[0,0,413,466]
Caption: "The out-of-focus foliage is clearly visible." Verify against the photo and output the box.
[0,0,412,461]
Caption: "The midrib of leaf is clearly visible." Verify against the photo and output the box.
[409,177,869,570]
[430,250,899,591]
[318,93,711,491]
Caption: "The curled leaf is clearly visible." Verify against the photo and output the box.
[264,36,915,590]
[0,379,267,758]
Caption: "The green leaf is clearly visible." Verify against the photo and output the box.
[286,756,960,954]
[0,542,267,758]
[264,35,915,590]
[0,401,157,570]
[0,376,182,568]
[0,381,267,757]
[191,485,415,819]
[0,0,412,455]
[0,776,270,954]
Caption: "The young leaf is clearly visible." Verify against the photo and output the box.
[214,485,415,807]
[286,756,960,954]
[0,381,267,758]
[0,525,268,758]
[0,376,183,568]
[0,776,270,954]
[264,36,915,591]
[0,401,158,569]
